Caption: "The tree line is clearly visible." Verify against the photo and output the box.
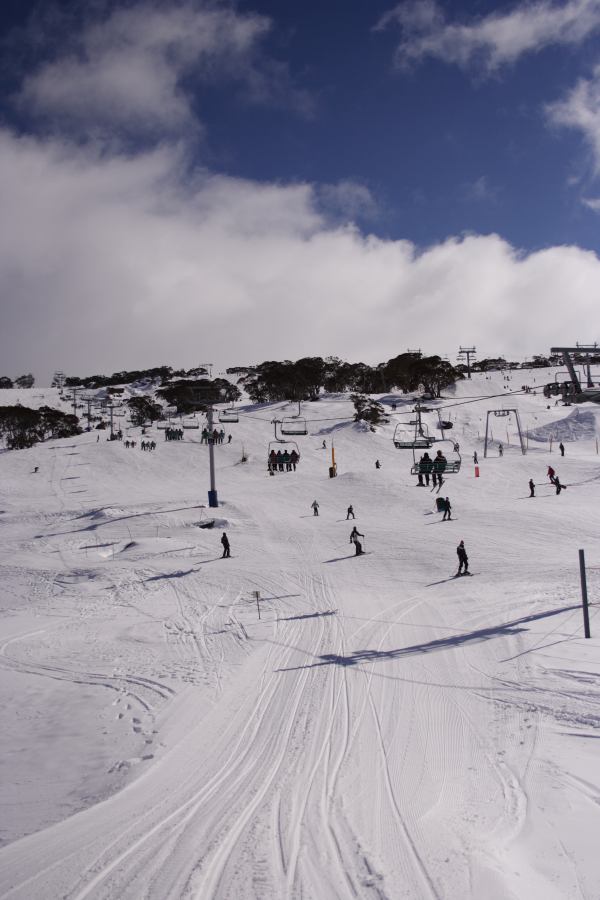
[0,406,80,449]
[0,374,35,389]
[241,354,462,403]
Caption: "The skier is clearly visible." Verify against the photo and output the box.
[473,451,478,465]
[554,476,564,495]
[375,459,381,469]
[456,540,469,575]
[322,440,327,449]
[349,526,365,556]
[420,452,432,486]
[442,497,452,521]
[311,500,320,516]
[346,505,355,520]
[559,442,565,457]
[33,466,39,473]
[228,434,232,444]
[432,450,446,488]
[547,465,556,484]
[529,478,535,497]
[221,532,230,558]
[498,443,503,457]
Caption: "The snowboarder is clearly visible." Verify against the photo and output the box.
[322,440,327,449]
[228,434,232,444]
[498,443,503,457]
[33,466,39,473]
[529,479,535,497]
[311,500,319,516]
[375,459,381,469]
[221,532,230,558]
[456,540,469,575]
[442,497,452,521]
[555,476,564,495]
[349,526,365,556]
[346,505,355,520]
[547,465,556,484]
[473,451,478,465]
[559,442,565,457]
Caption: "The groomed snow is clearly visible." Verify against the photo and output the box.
[1,370,599,899]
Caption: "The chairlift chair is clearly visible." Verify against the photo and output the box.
[393,423,433,450]
[410,440,461,477]
[183,421,200,429]
[280,416,308,436]
[267,440,301,468]
[218,408,239,424]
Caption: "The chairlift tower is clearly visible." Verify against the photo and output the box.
[483,409,526,457]
[188,383,227,507]
[458,346,477,379]
[82,395,95,432]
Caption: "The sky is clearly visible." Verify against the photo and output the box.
[2,0,600,383]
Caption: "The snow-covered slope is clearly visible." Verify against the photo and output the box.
[1,370,599,899]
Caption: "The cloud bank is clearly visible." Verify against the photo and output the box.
[2,129,600,379]
[2,0,600,382]
[377,0,600,72]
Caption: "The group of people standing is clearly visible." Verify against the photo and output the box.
[164,427,184,441]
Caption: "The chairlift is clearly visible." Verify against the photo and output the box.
[268,440,301,469]
[218,408,239,424]
[157,422,169,430]
[280,416,308,436]
[268,419,301,467]
[393,423,433,450]
[183,420,200,429]
[410,440,461,477]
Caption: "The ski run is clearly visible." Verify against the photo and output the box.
[1,367,600,900]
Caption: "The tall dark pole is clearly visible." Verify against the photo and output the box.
[579,549,591,638]
[458,346,476,379]
[207,405,218,507]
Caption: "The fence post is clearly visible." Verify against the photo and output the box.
[579,549,591,639]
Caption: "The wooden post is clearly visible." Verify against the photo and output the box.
[579,550,591,639]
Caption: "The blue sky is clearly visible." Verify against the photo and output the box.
[2,0,600,381]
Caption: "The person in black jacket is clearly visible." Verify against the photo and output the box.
[221,532,230,558]
[456,540,469,575]
[529,479,535,497]
[442,497,452,521]
[349,526,365,555]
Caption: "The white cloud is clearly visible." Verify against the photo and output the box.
[317,181,378,222]
[1,127,600,381]
[17,0,307,141]
[546,66,600,170]
[582,196,600,210]
[377,0,600,71]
